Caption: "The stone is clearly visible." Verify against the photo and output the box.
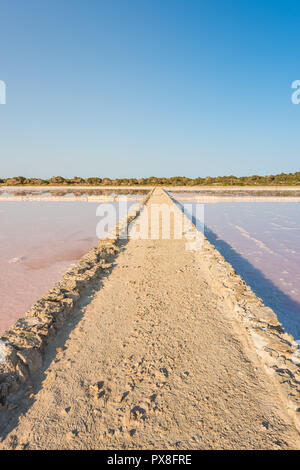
[16,348,43,375]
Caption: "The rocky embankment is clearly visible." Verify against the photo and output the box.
[0,191,153,409]
[0,187,299,449]
[168,192,300,431]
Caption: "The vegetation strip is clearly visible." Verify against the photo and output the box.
[1,171,300,187]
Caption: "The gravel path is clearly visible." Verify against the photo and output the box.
[0,189,299,449]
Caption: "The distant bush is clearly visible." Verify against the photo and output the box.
[1,172,300,186]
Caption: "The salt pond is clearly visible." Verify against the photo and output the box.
[0,200,139,334]
[174,196,300,339]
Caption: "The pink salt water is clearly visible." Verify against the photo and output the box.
[0,200,138,334]
[175,198,300,339]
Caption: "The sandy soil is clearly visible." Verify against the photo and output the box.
[0,189,299,449]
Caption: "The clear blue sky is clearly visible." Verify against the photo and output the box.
[0,0,299,178]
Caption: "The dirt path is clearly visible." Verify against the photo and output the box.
[0,189,299,449]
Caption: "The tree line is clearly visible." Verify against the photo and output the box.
[1,172,300,186]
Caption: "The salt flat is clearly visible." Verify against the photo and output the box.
[174,197,300,339]
[0,200,139,334]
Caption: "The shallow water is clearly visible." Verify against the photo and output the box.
[0,188,148,198]
[0,200,138,334]
[175,198,300,339]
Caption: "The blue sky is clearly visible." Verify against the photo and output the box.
[0,0,299,178]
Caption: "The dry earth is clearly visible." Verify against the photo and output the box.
[0,188,299,449]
